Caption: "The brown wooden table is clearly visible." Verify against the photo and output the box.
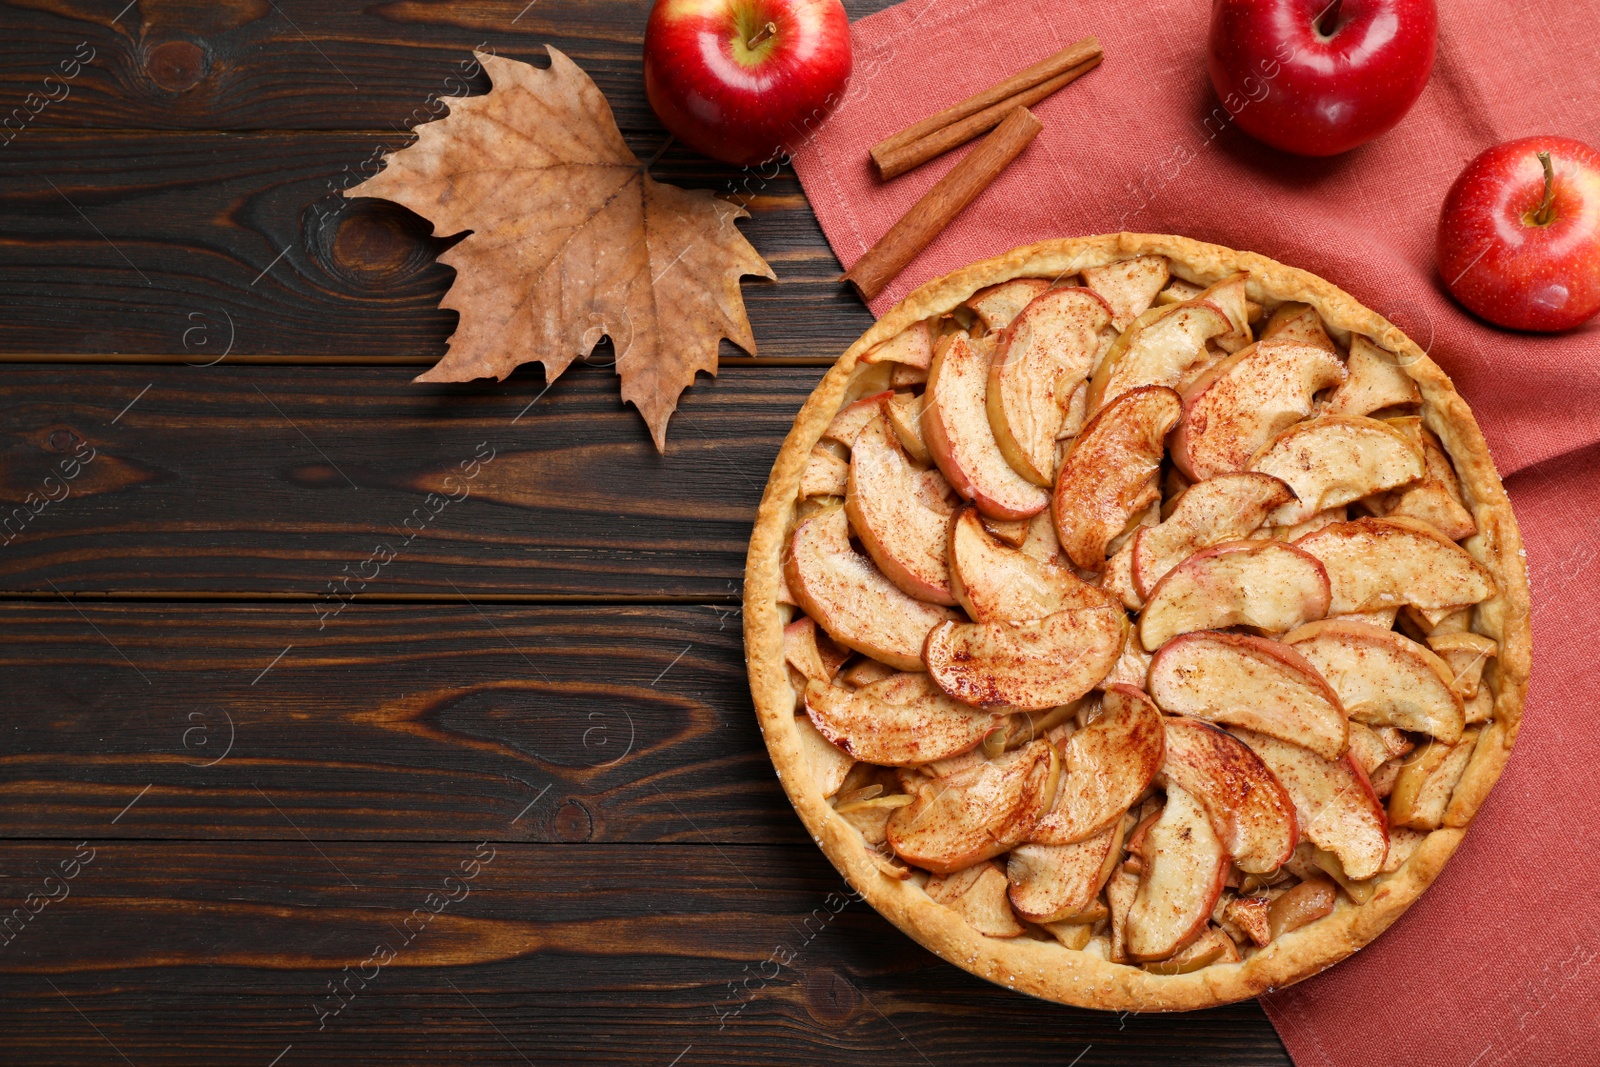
[0,2,1293,1062]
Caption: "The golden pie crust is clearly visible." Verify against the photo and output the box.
[742,233,1531,1012]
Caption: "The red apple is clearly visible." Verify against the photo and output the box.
[1437,136,1600,332]
[643,0,852,168]
[1208,0,1437,157]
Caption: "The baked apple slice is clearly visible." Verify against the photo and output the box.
[1138,540,1330,651]
[924,860,1026,937]
[1428,631,1497,698]
[1006,820,1125,923]
[1160,717,1298,874]
[821,389,896,447]
[794,716,855,798]
[1284,620,1466,742]
[1148,631,1347,759]
[1086,301,1232,414]
[1325,335,1421,417]
[799,445,849,499]
[862,319,933,369]
[923,333,1050,519]
[1053,386,1182,570]
[1260,301,1335,352]
[1388,728,1481,831]
[1124,782,1230,961]
[883,392,932,465]
[804,674,1002,766]
[1192,271,1254,353]
[786,505,959,671]
[1130,473,1296,597]
[1232,728,1388,880]
[965,278,1051,331]
[1293,517,1496,616]
[1171,339,1346,481]
[1250,416,1425,524]
[924,604,1126,711]
[783,616,849,685]
[1032,685,1165,844]
[1081,255,1170,330]
[886,739,1060,874]
[987,287,1113,486]
[947,506,1105,622]
[1370,417,1475,541]
[846,416,959,605]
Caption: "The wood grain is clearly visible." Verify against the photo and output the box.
[0,601,801,841]
[0,841,1291,1066]
[0,132,868,360]
[0,364,821,596]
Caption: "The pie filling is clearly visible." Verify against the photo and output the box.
[778,256,1500,972]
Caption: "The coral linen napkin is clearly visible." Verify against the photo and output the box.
[790,1,1600,1063]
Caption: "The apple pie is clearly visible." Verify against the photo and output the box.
[743,234,1530,1011]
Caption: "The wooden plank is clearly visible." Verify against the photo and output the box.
[0,130,870,360]
[0,601,811,841]
[0,841,1291,1065]
[0,364,820,596]
[0,0,896,133]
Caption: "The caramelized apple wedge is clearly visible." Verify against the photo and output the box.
[1172,339,1346,480]
[1086,301,1232,414]
[886,740,1060,874]
[948,507,1105,622]
[988,287,1113,486]
[1233,729,1388,880]
[965,278,1050,331]
[1130,473,1296,597]
[923,333,1050,519]
[1160,717,1298,874]
[1081,255,1170,330]
[1284,620,1465,742]
[1124,782,1230,961]
[1032,685,1165,844]
[1326,335,1421,417]
[1293,517,1496,615]
[862,319,933,369]
[1007,820,1125,923]
[805,674,1002,766]
[1138,540,1330,651]
[924,860,1026,937]
[1053,386,1183,570]
[846,416,959,605]
[1251,416,1425,524]
[1142,925,1238,974]
[1148,631,1347,759]
[786,505,959,671]
[924,604,1126,711]
[799,445,849,499]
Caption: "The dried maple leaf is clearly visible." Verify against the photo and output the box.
[347,47,775,450]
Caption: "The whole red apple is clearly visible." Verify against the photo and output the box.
[1208,0,1437,156]
[1437,136,1600,332]
[643,0,851,168]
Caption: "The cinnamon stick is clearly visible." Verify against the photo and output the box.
[869,35,1100,180]
[844,107,1043,303]
[873,55,1100,180]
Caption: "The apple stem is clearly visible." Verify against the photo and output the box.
[1533,150,1557,226]
[1314,0,1342,35]
[746,20,777,49]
